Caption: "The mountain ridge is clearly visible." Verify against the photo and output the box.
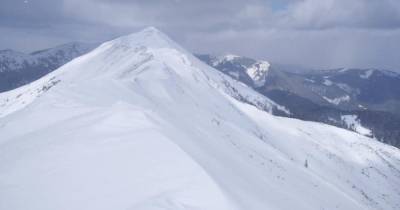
[1,38,399,148]
[1,27,400,210]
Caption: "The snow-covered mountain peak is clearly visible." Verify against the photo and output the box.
[246,60,270,87]
[105,26,179,51]
[198,54,271,87]
[0,27,287,117]
[1,28,400,210]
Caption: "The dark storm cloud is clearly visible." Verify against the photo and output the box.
[1,0,400,70]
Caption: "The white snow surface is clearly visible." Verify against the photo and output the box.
[1,27,400,210]
[0,74,60,117]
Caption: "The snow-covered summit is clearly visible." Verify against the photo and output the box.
[245,60,270,87]
[198,53,271,87]
[0,27,287,117]
[1,27,400,210]
[106,27,178,50]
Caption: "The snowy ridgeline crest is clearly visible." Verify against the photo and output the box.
[0,27,400,210]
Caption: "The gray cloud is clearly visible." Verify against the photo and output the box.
[1,0,400,71]
[280,0,400,29]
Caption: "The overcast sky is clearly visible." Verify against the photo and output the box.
[1,0,400,71]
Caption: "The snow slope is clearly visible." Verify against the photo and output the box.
[0,27,400,210]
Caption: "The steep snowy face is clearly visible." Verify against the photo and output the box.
[1,27,400,210]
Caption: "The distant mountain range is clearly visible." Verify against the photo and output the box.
[0,43,399,148]
[196,54,400,148]
[0,42,97,92]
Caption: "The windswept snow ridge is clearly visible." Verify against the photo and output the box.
[0,27,400,210]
